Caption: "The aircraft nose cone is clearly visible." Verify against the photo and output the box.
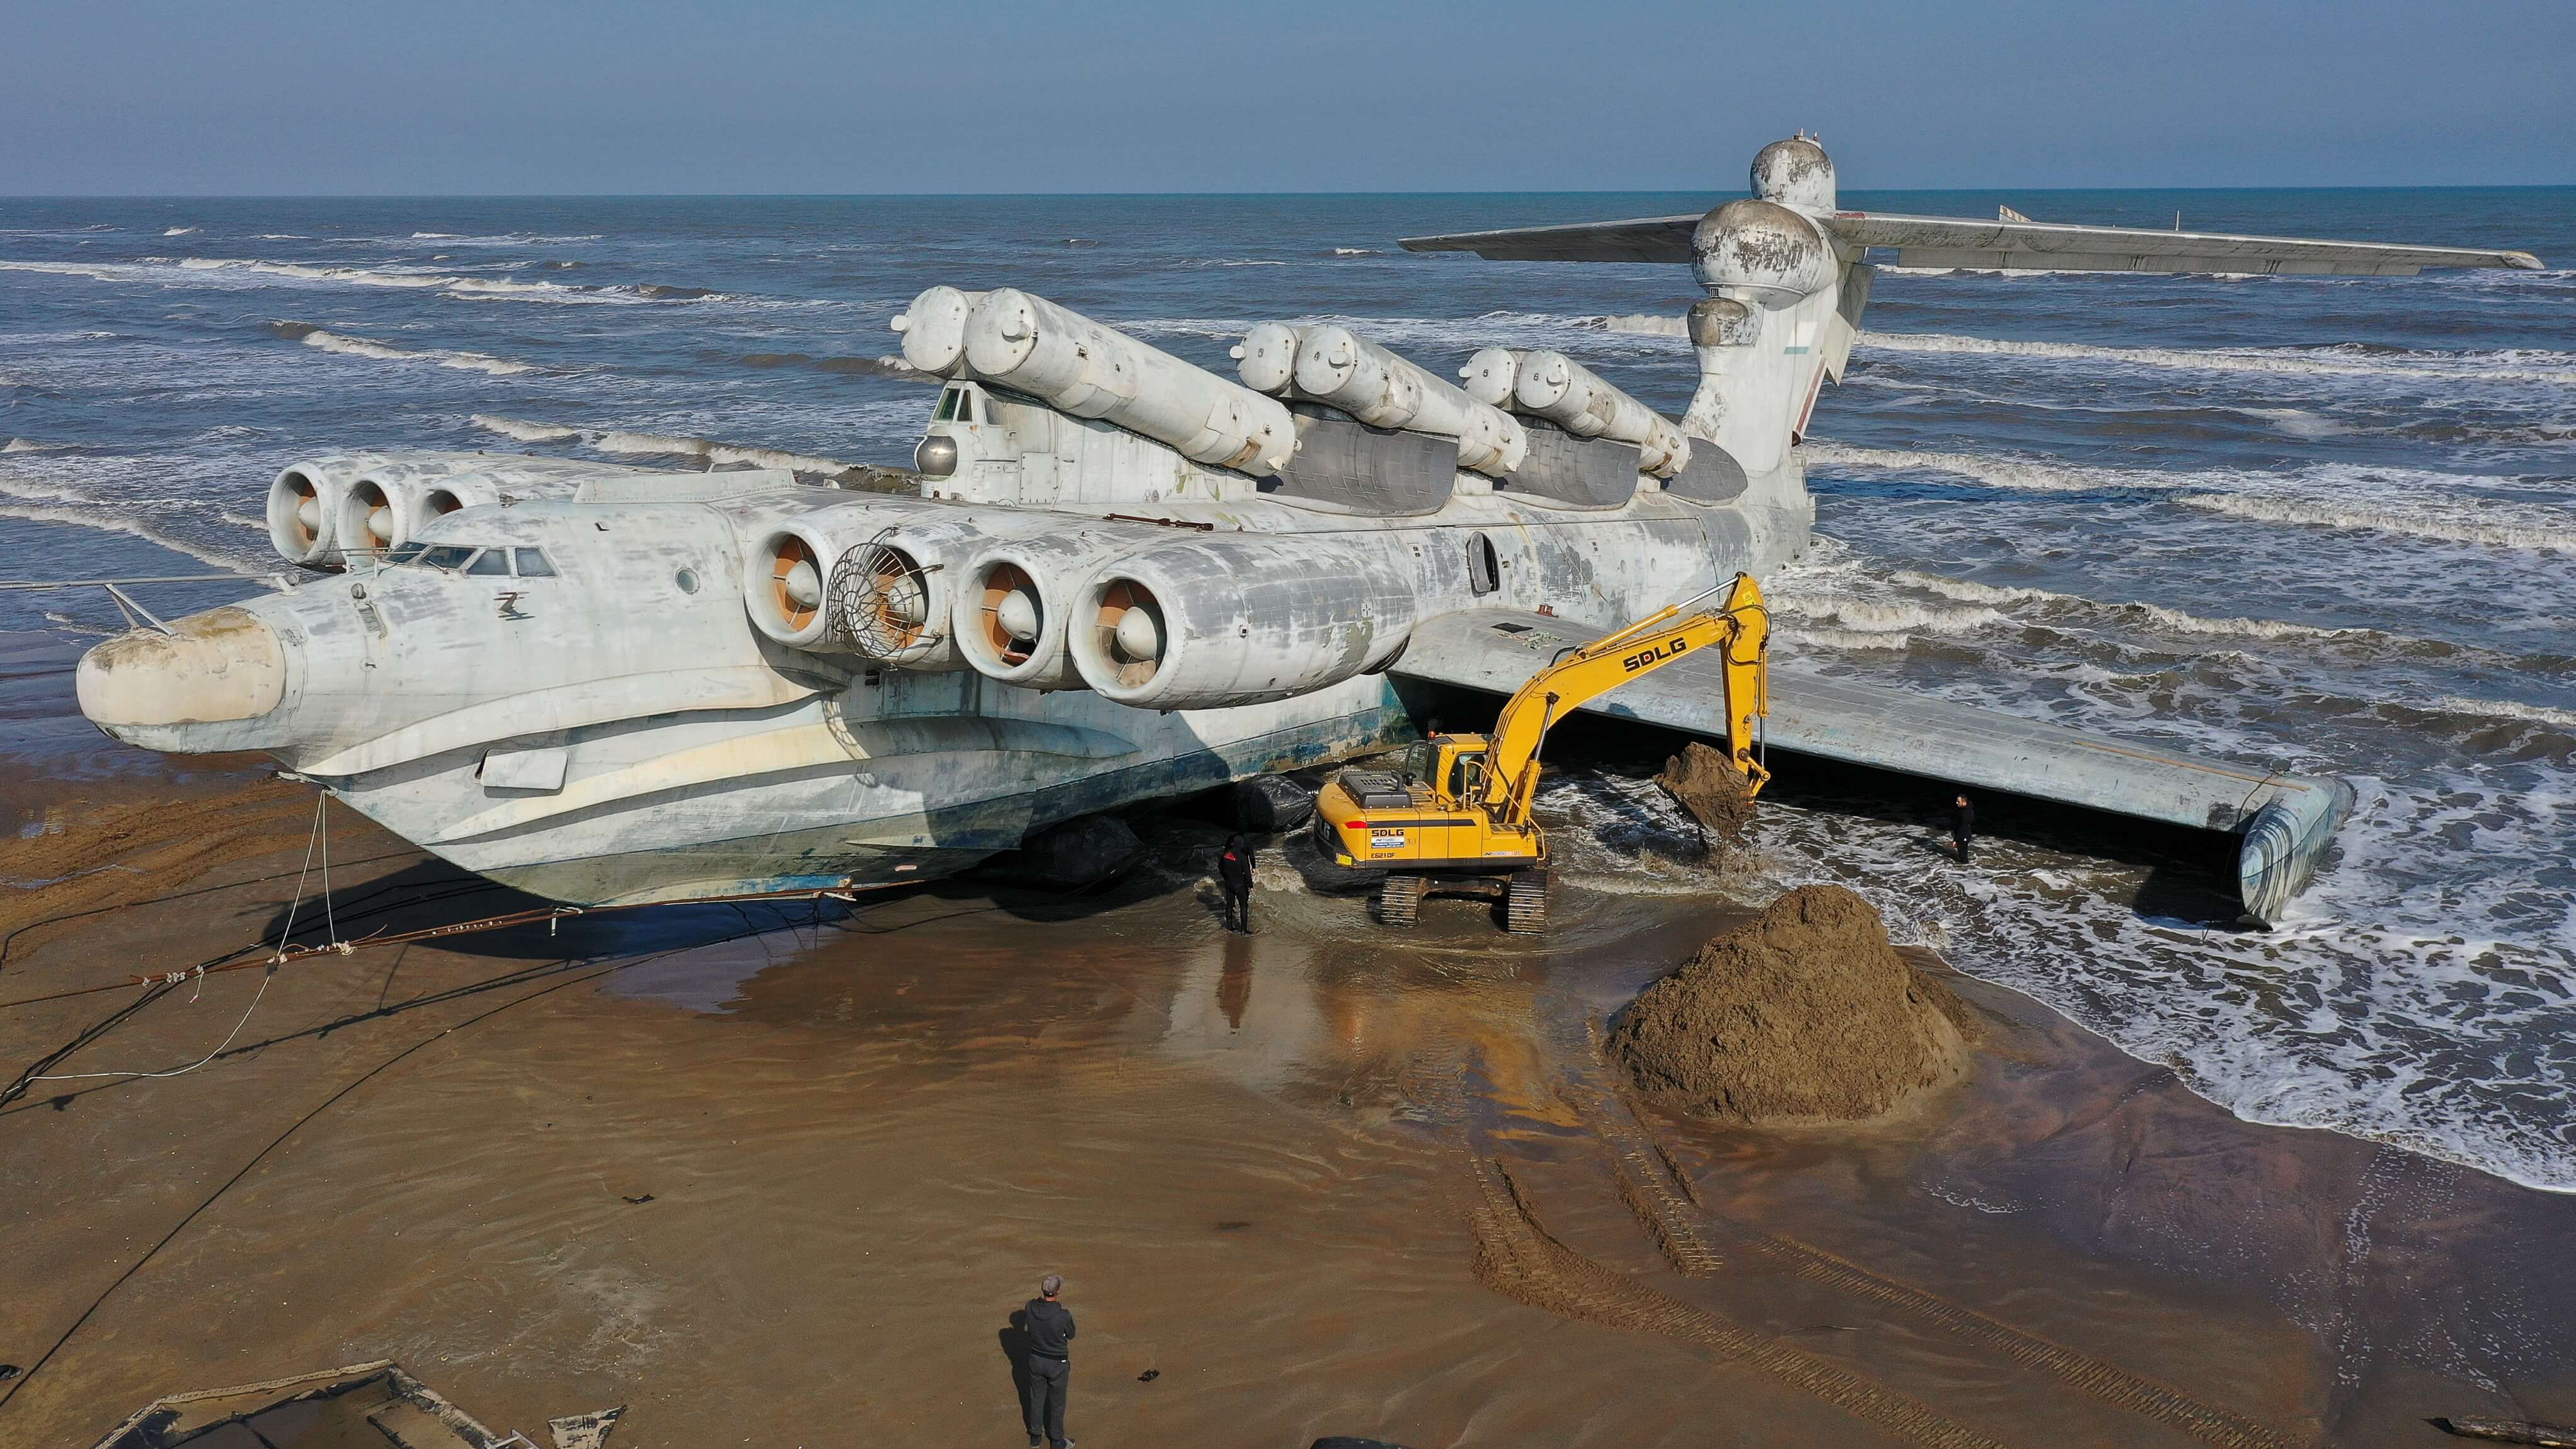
[76,606,287,729]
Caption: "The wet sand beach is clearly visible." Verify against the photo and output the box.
[4,649,2575,1448]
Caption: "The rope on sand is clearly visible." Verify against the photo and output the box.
[25,795,342,1084]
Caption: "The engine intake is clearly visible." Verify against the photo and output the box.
[953,528,1170,690]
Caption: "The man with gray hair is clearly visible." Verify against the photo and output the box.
[1021,1273,1076,1449]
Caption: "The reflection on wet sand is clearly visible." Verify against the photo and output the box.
[3,762,2574,1448]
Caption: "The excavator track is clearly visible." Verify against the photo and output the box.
[1504,868,1550,933]
[1374,873,1425,927]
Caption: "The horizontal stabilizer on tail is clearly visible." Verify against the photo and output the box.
[1392,609,2354,923]
[1400,212,2542,275]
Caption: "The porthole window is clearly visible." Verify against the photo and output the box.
[1467,533,1500,596]
[675,567,701,594]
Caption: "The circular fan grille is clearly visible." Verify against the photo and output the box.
[828,538,935,657]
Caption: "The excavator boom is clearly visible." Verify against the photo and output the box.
[1313,574,1770,931]
[1478,574,1770,821]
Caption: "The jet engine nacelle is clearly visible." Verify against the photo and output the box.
[266,451,496,569]
[267,454,383,569]
[1069,535,1417,710]
[952,526,1172,691]
[1692,199,1837,308]
[333,458,622,559]
[743,501,1049,661]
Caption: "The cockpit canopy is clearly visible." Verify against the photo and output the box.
[384,542,558,577]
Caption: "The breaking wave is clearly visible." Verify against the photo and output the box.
[738,351,929,381]
[2414,695,2576,732]
[2180,491,2576,553]
[3,254,727,306]
[1769,591,2010,637]
[1803,441,2169,494]
[0,470,264,573]
[1858,331,2576,387]
[468,414,882,478]
[0,260,139,285]
[1602,313,1688,337]
[1888,567,2449,649]
[268,321,539,376]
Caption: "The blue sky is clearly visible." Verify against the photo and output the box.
[4,0,2571,194]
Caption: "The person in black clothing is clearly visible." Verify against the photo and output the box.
[1951,794,1975,864]
[1217,833,1255,933]
[1022,1273,1076,1449]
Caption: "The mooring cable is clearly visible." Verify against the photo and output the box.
[0,951,621,1417]
[0,901,842,1419]
[19,797,338,1086]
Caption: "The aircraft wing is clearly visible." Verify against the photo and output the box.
[1399,211,2543,275]
[1399,213,1703,263]
[1390,608,2354,923]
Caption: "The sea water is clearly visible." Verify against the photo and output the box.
[1,187,2570,1189]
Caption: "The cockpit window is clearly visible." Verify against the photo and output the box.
[385,541,427,565]
[513,548,556,577]
[934,388,960,422]
[464,549,511,577]
[955,390,975,424]
[416,545,476,570]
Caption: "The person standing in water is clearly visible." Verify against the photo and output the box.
[1951,794,1975,864]
[1218,833,1255,933]
[1022,1273,1076,1449]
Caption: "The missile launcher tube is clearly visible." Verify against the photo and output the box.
[959,290,1297,477]
[1288,326,1526,476]
[890,286,985,377]
[1457,347,1526,408]
[1230,322,1303,395]
[1512,350,1691,478]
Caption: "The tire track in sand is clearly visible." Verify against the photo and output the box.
[1582,1089,2308,1449]
[1468,1157,2012,1449]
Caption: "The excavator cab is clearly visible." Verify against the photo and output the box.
[1315,574,1769,933]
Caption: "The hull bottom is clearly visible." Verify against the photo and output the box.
[428,702,1418,907]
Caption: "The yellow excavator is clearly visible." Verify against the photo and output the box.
[1315,574,1771,932]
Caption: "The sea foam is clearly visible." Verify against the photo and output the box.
[1858,330,2576,387]
[272,322,538,377]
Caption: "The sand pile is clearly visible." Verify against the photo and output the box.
[1655,742,1757,846]
[1607,885,1972,1124]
